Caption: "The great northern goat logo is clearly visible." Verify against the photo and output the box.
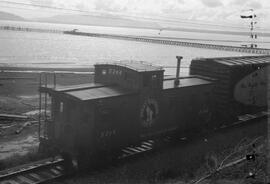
[140,98,159,127]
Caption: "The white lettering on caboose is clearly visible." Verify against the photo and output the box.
[100,129,116,138]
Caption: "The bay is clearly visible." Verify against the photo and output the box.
[0,20,263,75]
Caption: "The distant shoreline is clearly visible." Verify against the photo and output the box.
[31,20,270,37]
[0,25,62,34]
[1,23,270,47]
[1,20,270,38]
[0,66,94,73]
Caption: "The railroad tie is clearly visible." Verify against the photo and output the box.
[55,166,64,171]
[17,175,33,184]
[141,144,152,150]
[142,142,153,146]
[134,147,146,152]
[27,173,43,181]
[126,147,143,153]
[1,180,20,184]
[9,176,29,184]
[49,168,61,176]
[122,149,134,155]
[24,173,40,182]
[38,170,54,180]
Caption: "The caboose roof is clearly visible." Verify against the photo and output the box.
[95,60,164,72]
[163,76,213,90]
[64,85,135,101]
[191,55,270,66]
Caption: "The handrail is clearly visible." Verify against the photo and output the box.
[38,72,57,140]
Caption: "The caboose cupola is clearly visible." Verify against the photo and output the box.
[94,60,164,90]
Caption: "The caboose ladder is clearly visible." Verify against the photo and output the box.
[38,72,56,140]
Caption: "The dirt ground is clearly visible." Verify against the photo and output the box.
[0,69,93,165]
[0,95,39,160]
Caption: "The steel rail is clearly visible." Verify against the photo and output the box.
[0,158,65,184]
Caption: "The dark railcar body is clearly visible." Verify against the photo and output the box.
[162,77,214,134]
[44,84,139,158]
[190,55,270,121]
[40,60,214,165]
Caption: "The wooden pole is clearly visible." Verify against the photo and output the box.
[38,73,42,139]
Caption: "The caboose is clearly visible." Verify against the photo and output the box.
[39,56,214,167]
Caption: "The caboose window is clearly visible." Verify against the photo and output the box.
[115,70,121,75]
[152,74,159,87]
[102,69,107,75]
[109,69,113,74]
[60,102,64,112]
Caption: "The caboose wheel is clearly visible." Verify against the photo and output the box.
[77,154,90,170]
[38,141,45,153]
[61,151,75,174]
[77,150,100,171]
[76,149,118,171]
[38,138,48,153]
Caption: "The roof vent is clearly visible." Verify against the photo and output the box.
[174,56,183,86]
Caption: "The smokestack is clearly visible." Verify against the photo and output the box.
[174,56,183,86]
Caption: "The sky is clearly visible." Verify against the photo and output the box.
[0,0,270,30]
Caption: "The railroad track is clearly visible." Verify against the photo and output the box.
[0,158,65,184]
[218,110,270,130]
[1,110,268,184]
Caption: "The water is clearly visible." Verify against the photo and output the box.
[0,20,265,75]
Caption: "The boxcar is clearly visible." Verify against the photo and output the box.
[190,55,270,122]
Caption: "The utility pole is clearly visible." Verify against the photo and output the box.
[240,9,257,48]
